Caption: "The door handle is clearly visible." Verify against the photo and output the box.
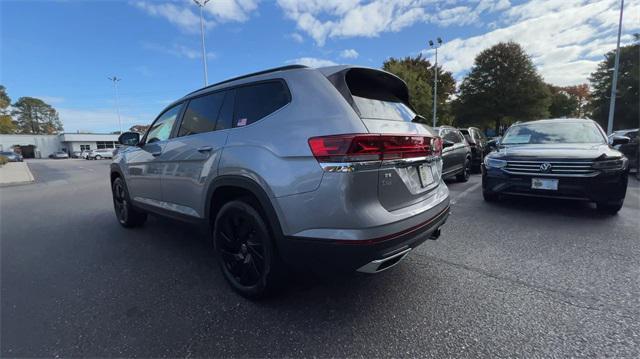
[197,146,213,152]
[150,151,162,157]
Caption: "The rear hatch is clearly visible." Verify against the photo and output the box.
[321,67,442,211]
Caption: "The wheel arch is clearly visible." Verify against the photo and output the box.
[206,176,285,241]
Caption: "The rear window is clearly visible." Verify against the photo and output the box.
[234,81,290,127]
[345,69,416,122]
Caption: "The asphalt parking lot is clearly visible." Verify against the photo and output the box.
[1,159,639,357]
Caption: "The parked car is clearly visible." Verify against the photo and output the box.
[482,118,629,214]
[0,151,23,162]
[110,65,451,298]
[49,151,69,159]
[434,126,472,181]
[459,127,489,172]
[71,151,82,158]
[87,149,114,160]
[608,128,638,173]
[80,150,91,159]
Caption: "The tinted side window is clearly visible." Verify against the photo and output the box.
[178,92,225,137]
[216,90,235,131]
[146,104,183,143]
[443,130,460,143]
[234,82,289,127]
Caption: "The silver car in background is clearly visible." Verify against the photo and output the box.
[87,149,114,160]
[110,65,450,298]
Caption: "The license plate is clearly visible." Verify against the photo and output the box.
[418,164,434,188]
[531,178,558,190]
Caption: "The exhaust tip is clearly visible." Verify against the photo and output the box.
[429,228,441,240]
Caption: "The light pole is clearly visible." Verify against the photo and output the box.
[193,0,210,86]
[108,76,123,133]
[429,37,443,128]
[607,0,624,135]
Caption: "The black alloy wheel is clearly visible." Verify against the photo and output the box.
[214,199,281,298]
[457,158,471,182]
[111,177,147,227]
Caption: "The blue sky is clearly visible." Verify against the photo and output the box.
[1,0,637,133]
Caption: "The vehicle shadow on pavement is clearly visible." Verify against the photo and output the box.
[483,195,621,219]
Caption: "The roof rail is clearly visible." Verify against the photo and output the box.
[185,65,308,96]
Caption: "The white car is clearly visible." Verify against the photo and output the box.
[86,149,114,160]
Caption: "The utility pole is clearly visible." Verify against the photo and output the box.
[108,76,123,134]
[193,0,211,86]
[429,38,443,128]
[607,0,624,135]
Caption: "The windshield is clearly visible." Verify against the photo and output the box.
[502,122,606,145]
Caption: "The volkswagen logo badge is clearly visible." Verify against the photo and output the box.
[539,162,552,172]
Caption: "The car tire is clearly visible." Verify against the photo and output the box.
[213,198,284,299]
[457,158,471,182]
[95,155,102,160]
[483,189,499,202]
[111,177,147,227]
[596,201,623,215]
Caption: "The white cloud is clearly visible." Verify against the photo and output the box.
[340,49,359,59]
[143,42,216,60]
[132,1,210,33]
[203,0,259,22]
[276,0,511,45]
[289,32,304,43]
[421,0,640,86]
[285,57,338,67]
[58,108,144,133]
[132,0,258,32]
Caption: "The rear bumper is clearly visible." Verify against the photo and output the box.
[482,166,628,203]
[277,204,450,275]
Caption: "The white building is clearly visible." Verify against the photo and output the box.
[0,133,120,158]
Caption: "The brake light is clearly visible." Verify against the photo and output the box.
[308,134,441,163]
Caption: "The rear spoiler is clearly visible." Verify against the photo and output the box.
[321,67,415,116]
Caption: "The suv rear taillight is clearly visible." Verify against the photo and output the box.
[308,134,441,163]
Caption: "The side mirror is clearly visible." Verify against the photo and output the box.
[443,140,455,148]
[118,132,140,146]
[609,135,630,147]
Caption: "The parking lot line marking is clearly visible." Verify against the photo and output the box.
[451,182,481,205]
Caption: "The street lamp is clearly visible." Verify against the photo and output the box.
[108,76,123,134]
[429,37,443,128]
[193,0,211,86]
[607,0,624,135]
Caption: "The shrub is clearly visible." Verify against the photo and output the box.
[0,155,7,166]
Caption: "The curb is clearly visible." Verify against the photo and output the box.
[0,162,36,187]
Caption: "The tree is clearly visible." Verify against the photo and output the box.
[0,85,10,113]
[382,54,456,125]
[12,97,63,134]
[0,85,16,134]
[0,116,16,134]
[564,84,591,118]
[547,85,580,118]
[589,42,639,131]
[456,42,550,133]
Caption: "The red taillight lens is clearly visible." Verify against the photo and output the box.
[308,134,441,162]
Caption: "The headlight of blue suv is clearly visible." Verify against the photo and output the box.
[484,157,507,169]
[592,157,628,171]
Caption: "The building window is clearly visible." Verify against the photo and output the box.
[96,141,116,149]
[80,145,91,151]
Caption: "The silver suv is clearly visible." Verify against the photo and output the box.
[111,65,450,297]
